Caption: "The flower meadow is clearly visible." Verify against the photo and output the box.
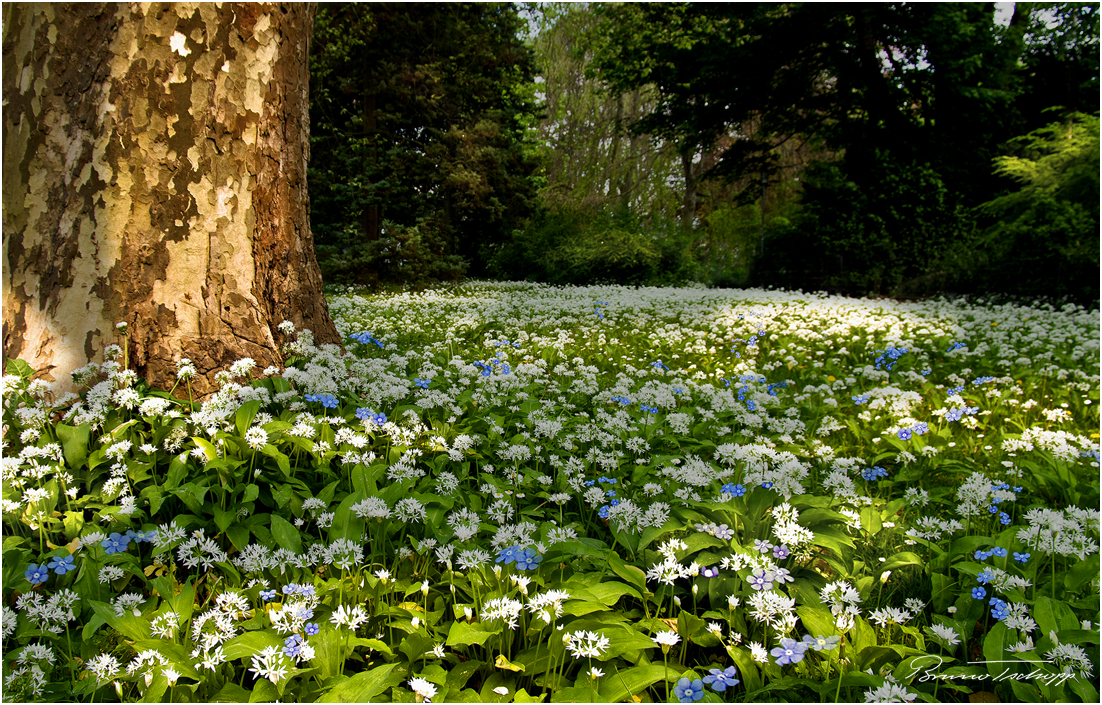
[2,281,1100,704]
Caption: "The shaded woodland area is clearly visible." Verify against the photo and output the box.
[307,2,1099,304]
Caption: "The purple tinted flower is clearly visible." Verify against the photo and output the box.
[773,544,790,560]
[747,569,772,591]
[702,666,740,692]
[47,555,76,576]
[24,563,49,585]
[101,532,130,555]
[674,677,704,703]
[770,638,808,665]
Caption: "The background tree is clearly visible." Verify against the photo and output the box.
[587,2,1098,300]
[308,2,541,287]
[3,2,340,396]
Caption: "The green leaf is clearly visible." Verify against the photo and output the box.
[250,678,279,703]
[236,400,262,438]
[191,437,218,462]
[269,514,302,553]
[320,664,401,703]
[796,604,839,637]
[227,524,250,552]
[1034,596,1079,636]
[579,580,640,606]
[222,630,284,660]
[1064,553,1100,593]
[212,683,253,702]
[214,506,235,533]
[982,621,1010,678]
[859,506,882,535]
[243,484,260,503]
[56,422,91,471]
[446,620,502,647]
[608,551,647,593]
[598,664,668,702]
[89,600,149,641]
[6,358,35,379]
[879,551,922,574]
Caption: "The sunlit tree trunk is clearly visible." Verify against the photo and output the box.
[3,2,340,397]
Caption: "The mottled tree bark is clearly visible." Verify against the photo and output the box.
[3,2,340,397]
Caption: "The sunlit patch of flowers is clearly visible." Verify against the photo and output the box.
[2,281,1098,703]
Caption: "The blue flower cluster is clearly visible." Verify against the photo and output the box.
[282,583,317,597]
[350,331,384,348]
[413,378,432,388]
[494,339,521,348]
[852,393,871,405]
[101,529,156,555]
[304,393,338,408]
[496,545,543,571]
[650,360,670,371]
[26,554,80,584]
[771,637,809,665]
[986,482,1018,524]
[283,633,308,658]
[972,376,996,386]
[594,301,607,319]
[609,396,633,406]
[872,346,908,371]
[473,358,511,376]
[674,677,704,702]
[861,466,889,481]
[355,407,387,425]
[766,380,788,396]
[990,598,1011,620]
[947,341,968,352]
[897,421,930,440]
[639,405,659,414]
[721,482,746,497]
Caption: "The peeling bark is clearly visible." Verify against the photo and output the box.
[3,2,340,396]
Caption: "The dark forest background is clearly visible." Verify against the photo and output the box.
[307,2,1100,305]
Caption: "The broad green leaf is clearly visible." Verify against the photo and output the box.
[982,621,1010,678]
[235,400,262,438]
[191,437,218,462]
[214,505,235,533]
[212,683,252,702]
[1034,596,1079,636]
[598,664,668,702]
[608,550,647,593]
[879,550,922,574]
[796,604,839,637]
[1064,553,1100,593]
[89,599,149,641]
[227,524,250,552]
[6,357,34,378]
[446,620,502,647]
[859,506,882,535]
[269,514,302,553]
[56,422,91,471]
[319,663,401,703]
[222,629,283,660]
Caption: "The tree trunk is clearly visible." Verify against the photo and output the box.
[3,2,341,397]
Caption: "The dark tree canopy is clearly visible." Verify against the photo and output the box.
[308,2,542,286]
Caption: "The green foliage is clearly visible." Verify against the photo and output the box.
[754,156,973,296]
[491,204,699,286]
[949,112,1100,305]
[309,3,542,285]
[2,284,1100,702]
